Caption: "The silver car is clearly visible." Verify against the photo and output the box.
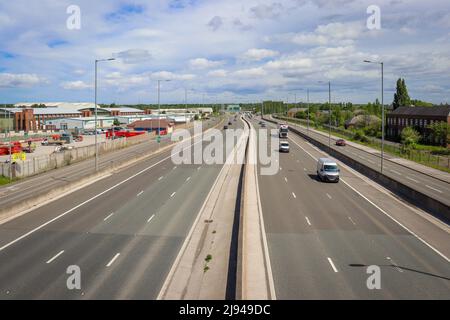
[317,158,340,183]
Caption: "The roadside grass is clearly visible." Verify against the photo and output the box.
[0,176,12,186]
[275,115,450,174]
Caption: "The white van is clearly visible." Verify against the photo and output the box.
[317,158,340,183]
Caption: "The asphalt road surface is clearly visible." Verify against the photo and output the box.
[270,116,450,206]
[253,117,450,299]
[0,117,244,299]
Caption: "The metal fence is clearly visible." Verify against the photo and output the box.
[275,115,450,171]
[0,133,152,179]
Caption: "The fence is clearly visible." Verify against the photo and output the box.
[0,133,152,179]
[275,115,450,172]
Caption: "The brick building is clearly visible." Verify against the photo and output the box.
[386,106,450,146]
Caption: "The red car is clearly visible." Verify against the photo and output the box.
[336,139,346,147]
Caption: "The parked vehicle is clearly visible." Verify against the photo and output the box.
[317,158,340,183]
[336,139,346,147]
[279,141,290,153]
[224,125,229,130]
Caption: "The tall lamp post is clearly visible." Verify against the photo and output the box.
[94,58,115,172]
[319,81,332,149]
[364,60,385,173]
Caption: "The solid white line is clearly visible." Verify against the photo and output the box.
[284,177,288,183]
[170,192,176,198]
[406,176,419,183]
[327,258,339,273]
[425,185,443,194]
[137,191,144,197]
[326,193,332,200]
[305,217,312,226]
[103,213,114,221]
[106,253,120,267]
[158,176,164,181]
[186,177,191,182]
[0,131,212,253]
[147,215,155,223]
[46,250,64,264]
[288,134,450,264]
[292,192,297,199]
[390,169,402,176]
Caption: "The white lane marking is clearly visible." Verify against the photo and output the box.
[106,253,121,268]
[425,185,443,194]
[170,192,176,198]
[348,217,356,225]
[387,257,404,273]
[197,166,202,170]
[158,176,164,181]
[0,132,211,254]
[367,159,376,164]
[137,191,144,197]
[280,167,283,171]
[173,166,177,170]
[390,169,402,176]
[304,168,307,172]
[327,258,339,273]
[284,177,288,183]
[326,193,332,200]
[406,176,419,183]
[46,250,65,264]
[186,177,191,182]
[147,215,155,223]
[288,135,450,264]
[103,213,114,221]
[305,217,312,226]
[292,192,297,199]
[358,155,366,160]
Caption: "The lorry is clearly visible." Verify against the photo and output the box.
[279,124,289,138]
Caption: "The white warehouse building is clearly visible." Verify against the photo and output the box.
[44,117,115,130]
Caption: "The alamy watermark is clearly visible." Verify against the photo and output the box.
[367,5,381,30]
[67,5,81,30]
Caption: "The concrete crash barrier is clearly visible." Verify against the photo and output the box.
[265,117,450,223]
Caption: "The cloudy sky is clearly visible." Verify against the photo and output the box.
[0,0,449,105]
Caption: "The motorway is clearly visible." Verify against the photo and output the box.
[252,117,450,299]
[271,116,450,207]
[0,117,244,299]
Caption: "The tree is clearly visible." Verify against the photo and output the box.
[113,119,121,126]
[393,78,411,109]
[401,127,420,150]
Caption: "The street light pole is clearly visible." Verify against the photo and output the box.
[365,60,385,173]
[94,58,115,172]
[307,88,310,136]
[328,81,331,149]
[157,79,171,149]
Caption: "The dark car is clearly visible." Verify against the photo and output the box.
[336,139,346,147]
[224,125,229,130]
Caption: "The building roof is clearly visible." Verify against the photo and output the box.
[389,106,450,117]
[0,108,82,115]
[127,119,174,129]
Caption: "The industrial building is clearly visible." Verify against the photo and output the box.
[44,117,115,130]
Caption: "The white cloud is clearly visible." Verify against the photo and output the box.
[208,69,228,77]
[115,49,152,64]
[266,58,313,70]
[234,67,267,78]
[189,58,224,69]
[243,48,279,61]
[150,71,196,81]
[0,73,47,88]
[61,81,92,90]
